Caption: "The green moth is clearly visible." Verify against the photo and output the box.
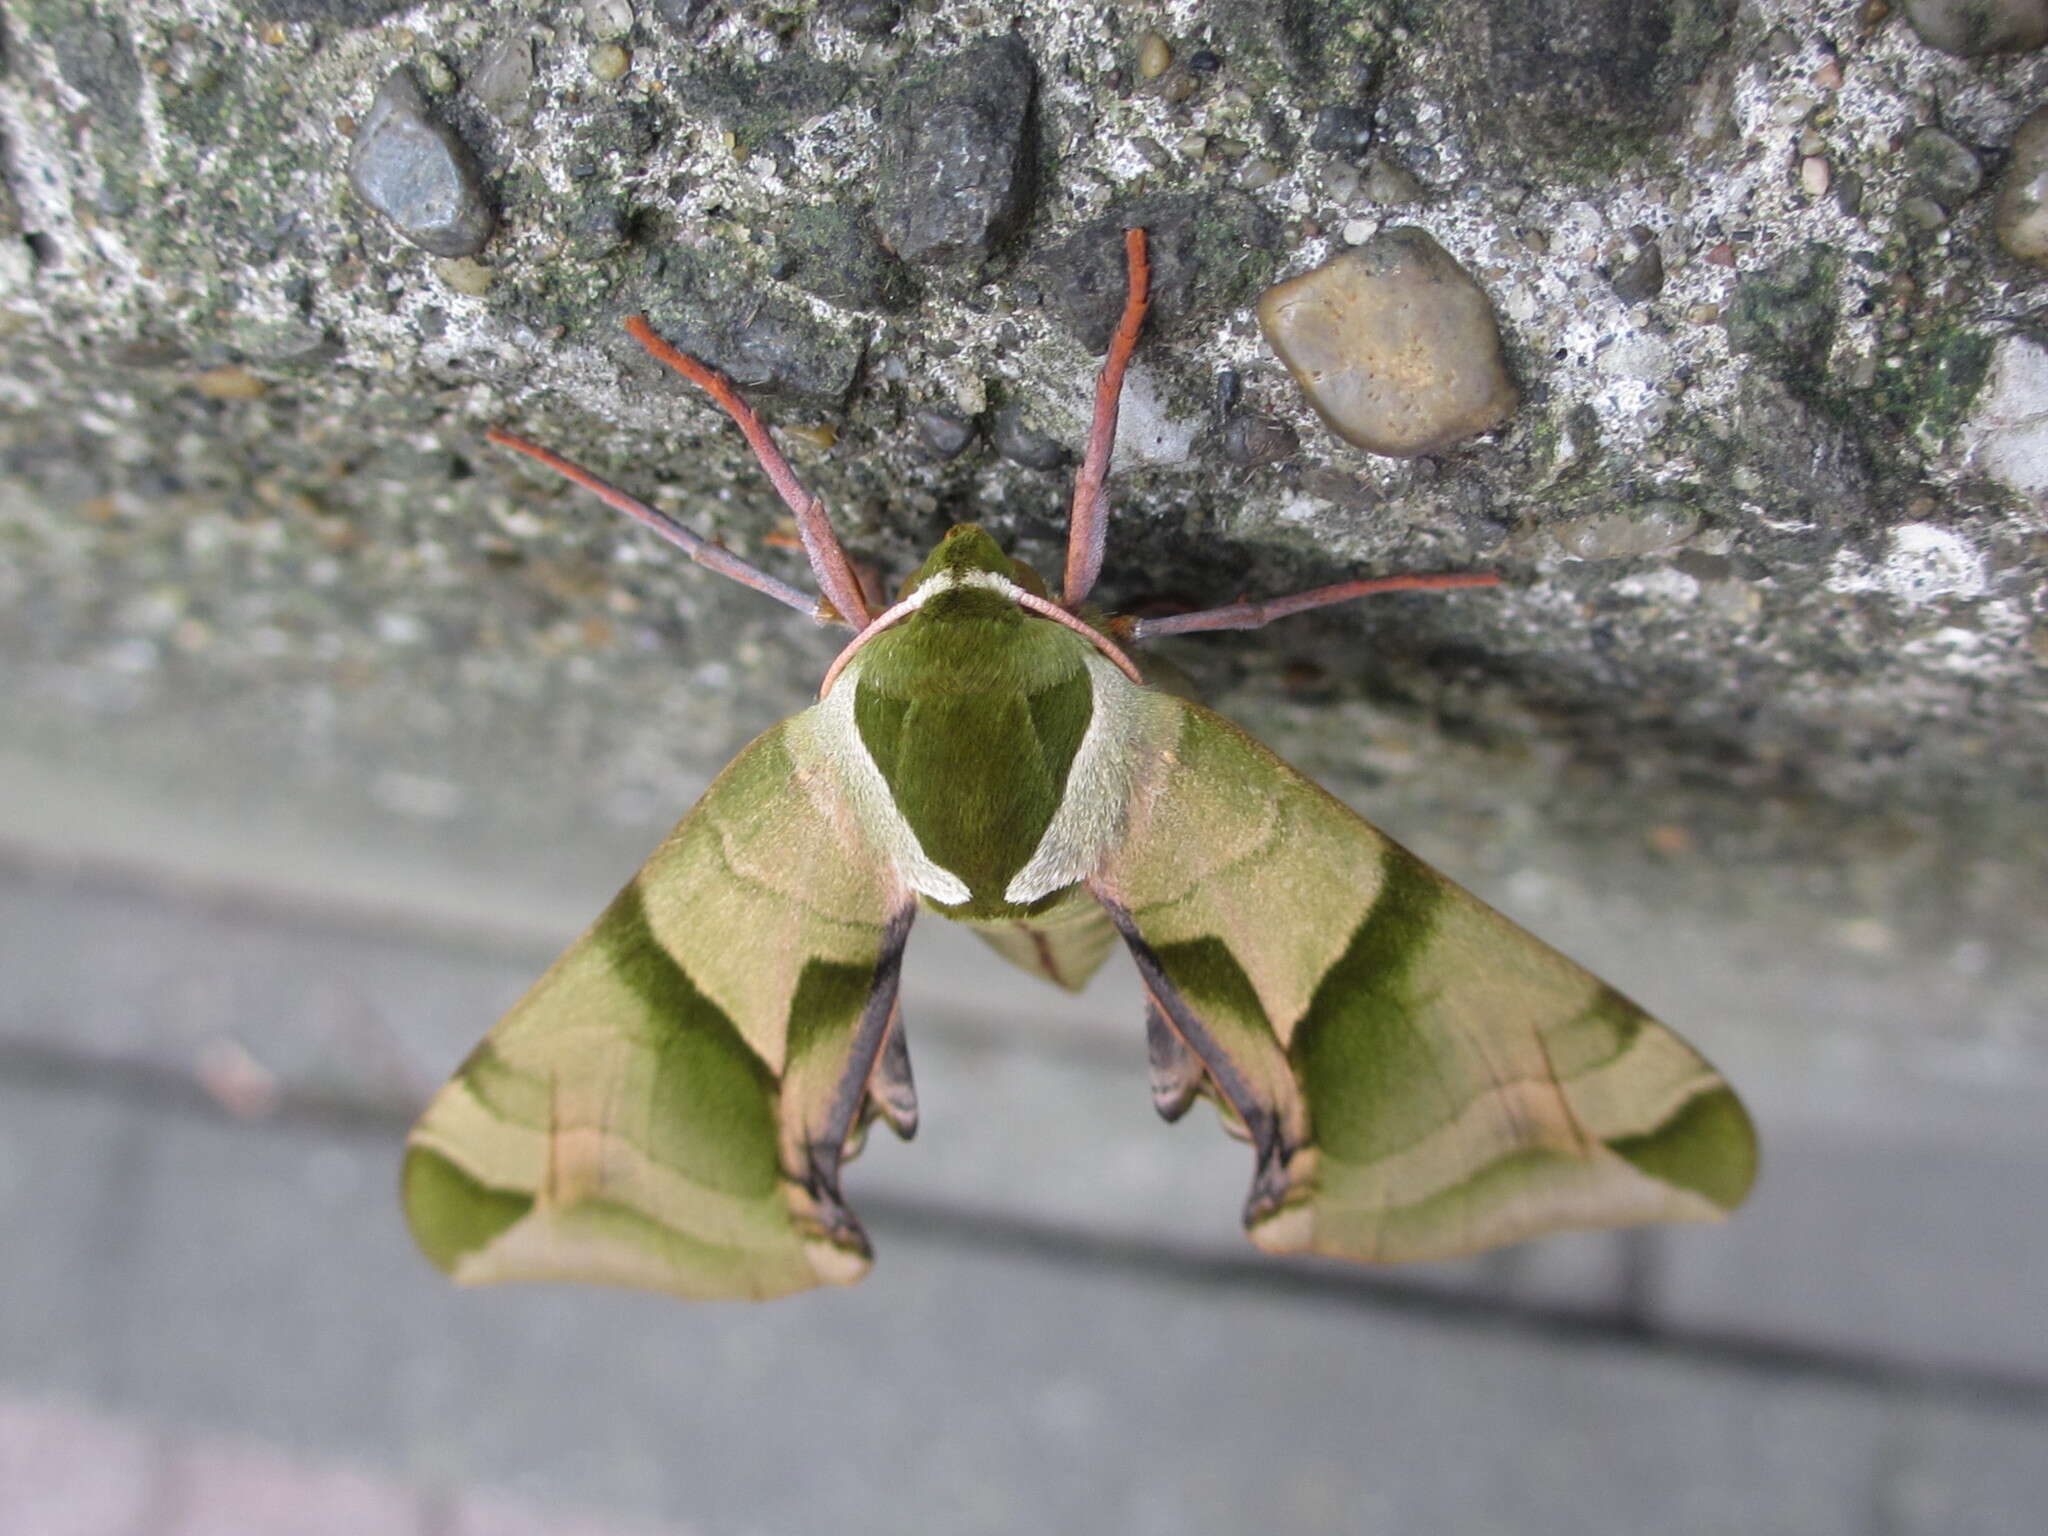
[404,230,1757,1300]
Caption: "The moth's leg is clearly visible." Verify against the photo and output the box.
[1129,570,1500,641]
[1096,889,1314,1229]
[486,429,821,618]
[801,904,917,1245]
[867,996,919,1141]
[624,316,873,628]
[1061,227,1152,609]
[1142,992,1203,1123]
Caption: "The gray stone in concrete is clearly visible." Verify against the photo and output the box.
[874,36,1036,264]
[348,69,495,258]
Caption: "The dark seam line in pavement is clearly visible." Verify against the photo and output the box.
[0,859,1152,1080]
[6,1043,2048,1419]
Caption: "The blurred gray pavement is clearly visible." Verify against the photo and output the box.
[3,803,2047,1533]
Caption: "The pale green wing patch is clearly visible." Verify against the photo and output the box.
[404,716,913,1301]
[1095,698,1757,1265]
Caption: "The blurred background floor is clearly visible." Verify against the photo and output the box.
[3,801,2045,1535]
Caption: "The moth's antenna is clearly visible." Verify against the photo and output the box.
[485,428,822,619]
[1062,227,1151,610]
[1128,571,1501,640]
[624,317,874,629]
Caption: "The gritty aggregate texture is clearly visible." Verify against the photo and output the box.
[1,0,2047,1068]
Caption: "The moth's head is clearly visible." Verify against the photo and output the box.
[901,523,1052,602]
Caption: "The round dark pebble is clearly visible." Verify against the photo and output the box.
[913,408,977,459]
[1221,413,1299,468]
[651,0,722,34]
[875,36,1038,265]
[1310,105,1374,156]
[826,0,903,35]
[347,68,495,258]
[991,406,1071,471]
[1609,232,1665,303]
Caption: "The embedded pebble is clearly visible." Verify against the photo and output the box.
[875,36,1036,264]
[1137,31,1173,80]
[1899,194,1949,230]
[588,43,631,82]
[468,36,535,125]
[1310,106,1374,156]
[433,256,494,295]
[1801,156,1831,197]
[913,408,976,459]
[1321,162,1362,204]
[1961,337,2048,493]
[779,203,916,313]
[1995,105,2048,261]
[1037,192,1278,353]
[405,53,452,100]
[1771,94,1817,127]
[1902,0,2048,56]
[1362,157,1424,205]
[991,406,1070,471]
[652,0,720,31]
[1549,502,1700,560]
[1905,128,1984,212]
[1255,228,1519,458]
[1609,230,1665,302]
[651,252,865,402]
[192,366,267,401]
[1220,414,1300,467]
[347,68,494,257]
[584,0,635,40]
[259,2,412,20]
[1430,0,1735,173]
[825,0,902,33]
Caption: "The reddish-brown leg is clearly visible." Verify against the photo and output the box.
[1129,571,1501,641]
[624,317,873,628]
[1061,227,1152,610]
[485,428,822,618]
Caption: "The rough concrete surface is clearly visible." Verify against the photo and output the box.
[1,0,2046,1530]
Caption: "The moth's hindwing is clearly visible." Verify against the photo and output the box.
[1097,698,1758,1263]
[403,714,911,1300]
[961,886,1120,992]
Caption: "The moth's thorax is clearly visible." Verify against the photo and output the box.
[897,521,1053,602]
[810,560,1166,922]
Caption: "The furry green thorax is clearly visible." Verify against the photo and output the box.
[899,523,1053,601]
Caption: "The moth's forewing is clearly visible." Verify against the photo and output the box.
[404,715,911,1300]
